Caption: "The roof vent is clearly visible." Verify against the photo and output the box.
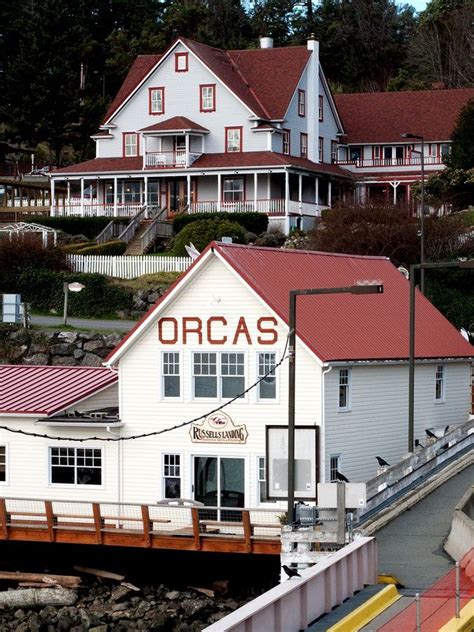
[260,37,273,49]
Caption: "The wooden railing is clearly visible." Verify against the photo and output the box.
[190,198,287,215]
[53,203,143,218]
[139,208,173,253]
[117,205,147,244]
[145,151,202,168]
[336,156,443,168]
[95,220,128,244]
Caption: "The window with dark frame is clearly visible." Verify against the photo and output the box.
[331,140,338,163]
[319,137,324,162]
[200,84,216,112]
[175,52,188,72]
[149,87,165,115]
[0,446,5,482]
[163,453,181,499]
[338,369,350,410]
[282,130,290,155]
[258,352,276,399]
[163,352,180,398]
[330,455,340,482]
[435,365,445,401]
[298,89,306,116]
[319,95,324,121]
[300,132,308,158]
[50,447,102,485]
[226,127,242,152]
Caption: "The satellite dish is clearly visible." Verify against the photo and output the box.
[397,266,409,280]
[459,328,469,341]
[185,242,200,261]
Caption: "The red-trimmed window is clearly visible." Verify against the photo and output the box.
[200,84,216,112]
[226,127,242,153]
[319,95,324,121]
[175,52,188,72]
[318,137,324,162]
[373,145,381,161]
[298,89,306,117]
[300,133,308,158]
[282,129,290,155]
[331,140,338,163]
[123,132,139,157]
[149,87,165,115]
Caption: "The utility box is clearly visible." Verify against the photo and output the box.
[295,504,319,526]
[2,294,21,324]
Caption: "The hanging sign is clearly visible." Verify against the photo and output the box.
[190,411,248,444]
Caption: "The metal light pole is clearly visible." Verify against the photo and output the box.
[408,260,473,452]
[63,282,86,326]
[402,133,425,294]
[287,283,384,521]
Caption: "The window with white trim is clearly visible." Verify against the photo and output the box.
[149,87,164,114]
[175,52,188,72]
[163,453,181,498]
[223,178,244,202]
[258,457,275,503]
[331,140,338,163]
[124,133,138,157]
[319,95,324,121]
[50,447,102,485]
[226,127,242,152]
[162,352,180,398]
[282,130,290,155]
[318,137,324,162]
[298,89,306,116]
[193,352,245,399]
[330,455,340,482]
[0,446,5,482]
[200,84,215,112]
[258,352,276,399]
[338,368,350,410]
[300,133,308,158]
[435,364,445,401]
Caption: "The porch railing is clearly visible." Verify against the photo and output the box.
[190,198,287,215]
[145,151,202,168]
[53,202,143,218]
[336,156,443,168]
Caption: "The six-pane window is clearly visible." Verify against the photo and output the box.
[200,85,215,112]
[163,352,180,397]
[50,447,102,485]
[435,365,445,401]
[298,89,305,116]
[149,88,164,114]
[221,353,245,398]
[226,127,242,152]
[193,352,218,398]
[330,455,340,482]
[300,133,308,158]
[258,352,276,399]
[319,95,324,121]
[282,130,290,155]
[0,446,5,482]
[123,133,138,157]
[338,369,350,410]
[163,454,181,498]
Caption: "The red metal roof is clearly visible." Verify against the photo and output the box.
[0,366,118,416]
[335,89,474,144]
[140,116,209,133]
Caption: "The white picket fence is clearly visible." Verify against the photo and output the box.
[67,254,192,279]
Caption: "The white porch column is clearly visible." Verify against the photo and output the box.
[80,178,85,216]
[284,170,290,233]
[144,175,149,217]
[254,172,258,212]
[66,180,71,211]
[328,180,332,207]
[185,134,190,168]
[315,176,319,205]
[186,174,191,211]
[113,176,118,217]
[143,135,147,169]
[217,174,221,212]
[298,173,303,214]
[50,178,56,216]
[390,181,400,205]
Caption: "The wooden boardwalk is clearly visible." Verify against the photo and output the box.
[0,498,281,555]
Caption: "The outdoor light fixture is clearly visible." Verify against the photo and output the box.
[63,282,85,326]
[287,282,384,520]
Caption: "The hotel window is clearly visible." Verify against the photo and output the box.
[123,133,138,157]
[298,89,306,116]
[319,137,324,162]
[200,84,216,112]
[319,95,324,121]
[282,129,290,155]
[50,447,102,485]
[223,177,244,202]
[124,181,141,203]
[258,457,275,503]
[331,141,338,163]
[258,352,276,400]
[435,365,445,401]
[162,352,180,398]
[0,446,5,482]
[193,352,245,399]
[373,146,381,161]
[163,454,181,499]
[330,455,341,482]
[338,369,350,411]
[226,127,242,152]
[175,52,188,72]
[349,146,361,161]
[300,133,308,158]
[149,87,164,114]
[440,144,450,160]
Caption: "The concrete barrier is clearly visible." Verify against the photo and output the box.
[445,486,474,562]
[204,537,377,632]
[327,585,400,632]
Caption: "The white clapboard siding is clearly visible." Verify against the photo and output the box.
[67,255,192,278]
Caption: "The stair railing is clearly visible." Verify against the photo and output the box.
[117,205,148,244]
[139,206,173,253]
[95,220,128,244]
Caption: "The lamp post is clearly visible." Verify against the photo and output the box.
[287,282,384,521]
[407,260,473,453]
[63,282,85,326]
[402,133,425,294]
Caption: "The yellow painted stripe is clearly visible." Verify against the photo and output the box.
[378,574,403,586]
[327,585,401,632]
[438,601,474,632]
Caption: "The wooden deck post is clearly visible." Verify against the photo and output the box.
[0,499,8,540]
[92,503,103,545]
[44,501,55,542]
[242,510,252,553]
[191,507,201,551]
[141,505,151,548]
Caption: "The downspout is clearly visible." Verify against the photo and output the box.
[320,365,333,483]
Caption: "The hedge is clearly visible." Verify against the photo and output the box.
[173,211,268,235]
[73,240,127,255]
[25,216,123,239]
[173,219,246,256]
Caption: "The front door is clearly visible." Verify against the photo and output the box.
[193,456,245,520]
[167,179,196,215]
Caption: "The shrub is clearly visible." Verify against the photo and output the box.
[61,242,93,253]
[73,240,127,255]
[173,219,247,256]
[254,229,286,248]
[24,216,120,239]
[173,212,268,235]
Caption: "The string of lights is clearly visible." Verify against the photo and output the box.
[0,337,290,443]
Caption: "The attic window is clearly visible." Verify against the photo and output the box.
[175,52,189,72]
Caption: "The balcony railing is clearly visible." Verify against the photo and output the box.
[145,151,202,169]
[190,199,321,216]
[336,156,443,168]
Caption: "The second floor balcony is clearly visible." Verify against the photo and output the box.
[336,155,444,169]
[144,150,202,169]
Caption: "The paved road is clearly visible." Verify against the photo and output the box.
[31,315,137,332]
[376,464,474,590]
